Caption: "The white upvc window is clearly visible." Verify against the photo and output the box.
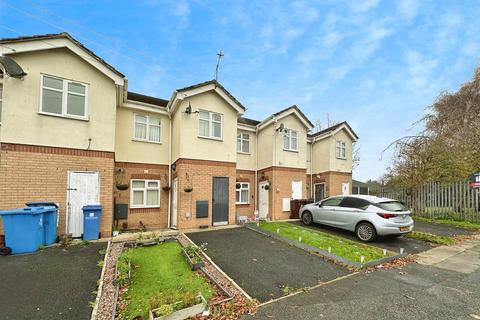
[283,129,298,151]
[236,182,250,204]
[237,132,250,153]
[40,74,88,119]
[198,110,223,140]
[336,140,346,159]
[0,84,3,123]
[133,114,161,143]
[131,179,160,208]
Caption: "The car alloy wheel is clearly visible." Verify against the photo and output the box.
[356,222,376,242]
[302,211,313,225]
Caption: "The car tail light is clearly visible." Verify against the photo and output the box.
[377,213,396,219]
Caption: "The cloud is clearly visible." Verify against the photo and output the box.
[396,0,420,20]
[350,0,379,12]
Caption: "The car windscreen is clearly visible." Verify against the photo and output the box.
[375,201,406,212]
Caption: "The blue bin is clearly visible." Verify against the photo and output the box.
[0,207,45,254]
[82,205,102,240]
[26,202,58,245]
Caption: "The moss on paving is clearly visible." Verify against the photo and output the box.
[118,242,214,320]
[404,231,455,245]
[259,221,393,263]
[414,217,480,231]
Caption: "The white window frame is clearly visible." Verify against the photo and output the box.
[236,182,250,204]
[39,74,89,120]
[283,129,299,151]
[198,110,223,140]
[130,179,161,208]
[132,113,162,143]
[237,132,250,154]
[336,140,346,159]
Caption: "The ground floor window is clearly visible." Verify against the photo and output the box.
[236,182,249,204]
[131,179,160,208]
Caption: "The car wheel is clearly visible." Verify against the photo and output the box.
[0,246,12,256]
[355,222,377,242]
[301,211,313,225]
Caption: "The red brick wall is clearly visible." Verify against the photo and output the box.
[235,169,256,220]
[258,166,307,220]
[173,158,237,229]
[114,162,169,230]
[0,143,114,237]
[308,171,352,198]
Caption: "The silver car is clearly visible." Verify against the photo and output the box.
[299,195,414,242]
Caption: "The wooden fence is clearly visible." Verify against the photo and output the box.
[378,181,480,223]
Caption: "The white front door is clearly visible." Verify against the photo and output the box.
[292,180,302,199]
[342,182,350,195]
[259,181,269,219]
[67,171,100,238]
[171,178,178,229]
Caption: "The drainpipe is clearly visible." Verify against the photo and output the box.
[272,116,277,221]
[167,111,172,228]
[310,140,313,199]
[254,125,258,214]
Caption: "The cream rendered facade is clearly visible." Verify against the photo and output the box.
[0,33,357,238]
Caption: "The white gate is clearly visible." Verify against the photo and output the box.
[67,171,100,237]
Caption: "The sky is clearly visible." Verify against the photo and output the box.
[0,0,479,181]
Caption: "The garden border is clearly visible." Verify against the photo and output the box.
[246,223,407,269]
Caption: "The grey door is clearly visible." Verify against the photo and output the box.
[212,177,229,226]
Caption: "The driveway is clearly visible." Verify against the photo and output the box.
[244,237,480,320]
[0,242,106,320]
[187,227,349,302]
[289,220,453,254]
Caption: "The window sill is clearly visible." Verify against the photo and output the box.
[336,157,347,160]
[132,138,162,145]
[198,135,223,142]
[38,111,89,122]
[236,202,250,206]
[130,205,160,209]
[283,148,299,153]
[237,151,251,155]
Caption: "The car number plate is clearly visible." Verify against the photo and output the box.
[399,226,409,232]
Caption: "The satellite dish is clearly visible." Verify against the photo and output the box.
[0,55,27,78]
[184,102,192,114]
[277,123,285,132]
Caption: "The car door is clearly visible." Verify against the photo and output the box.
[335,197,370,231]
[311,197,343,226]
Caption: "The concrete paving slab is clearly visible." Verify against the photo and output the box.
[187,227,350,302]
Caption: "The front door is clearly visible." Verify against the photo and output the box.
[212,177,229,226]
[67,171,100,238]
[171,177,178,229]
[314,183,325,202]
[259,181,269,219]
[342,182,350,195]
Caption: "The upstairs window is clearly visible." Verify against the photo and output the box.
[134,114,161,143]
[236,182,250,204]
[237,132,250,153]
[131,179,160,208]
[198,110,222,139]
[283,129,298,151]
[0,84,2,123]
[336,140,346,159]
[40,75,88,119]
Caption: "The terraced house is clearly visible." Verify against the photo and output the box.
[0,33,358,238]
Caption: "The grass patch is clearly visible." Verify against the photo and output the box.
[259,221,393,263]
[118,242,214,320]
[414,217,480,231]
[404,231,455,245]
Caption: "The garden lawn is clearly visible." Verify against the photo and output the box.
[118,241,215,320]
[404,231,455,245]
[414,216,480,231]
[259,221,393,263]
